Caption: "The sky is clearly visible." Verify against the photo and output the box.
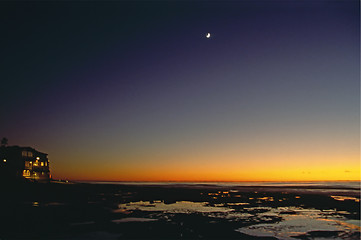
[0,0,359,181]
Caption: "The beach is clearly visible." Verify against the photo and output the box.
[0,181,359,239]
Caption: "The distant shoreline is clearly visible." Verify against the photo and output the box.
[71,180,361,183]
[60,180,361,197]
[72,180,360,188]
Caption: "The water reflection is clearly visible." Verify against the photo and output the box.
[111,217,157,223]
[236,207,360,239]
[116,201,233,213]
[5,182,359,239]
[113,198,360,239]
[331,195,360,202]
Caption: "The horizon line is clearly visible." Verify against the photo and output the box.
[63,179,361,183]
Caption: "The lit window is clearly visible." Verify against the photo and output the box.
[3,159,6,162]
[22,151,33,157]
[45,162,47,166]
[23,170,30,177]
[41,162,44,166]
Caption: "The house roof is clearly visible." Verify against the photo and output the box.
[0,146,48,156]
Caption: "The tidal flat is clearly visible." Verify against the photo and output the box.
[0,181,359,239]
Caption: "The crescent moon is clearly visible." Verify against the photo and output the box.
[206,33,211,38]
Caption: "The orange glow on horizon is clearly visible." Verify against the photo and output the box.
[50,135,360,182]
[51,158,360,182]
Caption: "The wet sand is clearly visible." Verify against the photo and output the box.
[0,181,359,239]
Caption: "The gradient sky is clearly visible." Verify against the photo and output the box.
[1,0,359,181]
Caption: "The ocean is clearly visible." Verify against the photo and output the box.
[80,180,360,188]
[1,180,360,239]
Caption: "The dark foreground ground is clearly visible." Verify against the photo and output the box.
[0,181,359,240]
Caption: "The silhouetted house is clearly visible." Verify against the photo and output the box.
[0,146,50,182]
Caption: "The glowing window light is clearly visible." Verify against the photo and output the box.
[41,162,44,166]
[23,170,30,177]
[25,161,32,168]
[22,151,33,157]
[3,159,6,162]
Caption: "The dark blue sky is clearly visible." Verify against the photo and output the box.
[1,0,359,181]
